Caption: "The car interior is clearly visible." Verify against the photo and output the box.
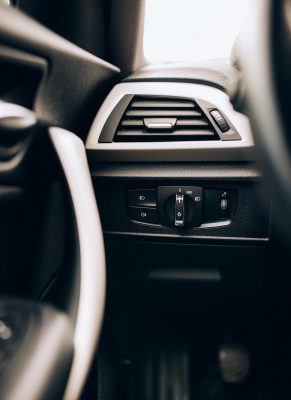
[0,0,291,399]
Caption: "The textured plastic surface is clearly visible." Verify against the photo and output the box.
[89,162,262,181]
[0,5,120,137]
[123,59,240,92]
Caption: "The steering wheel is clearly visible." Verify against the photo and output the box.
[0,3,110,398]
[0,112,106,400]
[237,0,291,234]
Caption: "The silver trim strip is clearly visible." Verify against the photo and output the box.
[146,122,174,130]
[49,128,106,400]
[86,82,255,162]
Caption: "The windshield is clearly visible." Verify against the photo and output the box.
[144,0,251,63]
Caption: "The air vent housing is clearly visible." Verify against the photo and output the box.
[98,94,241,143]
[114,96,217,142]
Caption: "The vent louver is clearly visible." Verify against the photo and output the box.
[114,96,218,142]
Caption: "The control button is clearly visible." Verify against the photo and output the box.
[202,188,237,224]
[128,206,158,224]
[210,109,230,133]
[175,194,185,227]
[220,198,228,211]
[220,192,228,212]
[128,189,157,207]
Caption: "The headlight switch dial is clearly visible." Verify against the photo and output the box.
[158,186,203,228]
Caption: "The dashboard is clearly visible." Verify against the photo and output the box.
[85,78,271,300]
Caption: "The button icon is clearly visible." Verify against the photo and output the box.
[140,212,147,218]
[128,189,157,207]
[194,196,201,202]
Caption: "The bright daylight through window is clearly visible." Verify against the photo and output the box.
[144,0,252,63]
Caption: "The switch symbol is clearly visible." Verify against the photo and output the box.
[177,212,182,217]
[139,195,146,201]
[141,212,147,218]
[194,196,201,202]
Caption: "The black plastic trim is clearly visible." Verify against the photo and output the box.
[98,94,133,143]
[0,5,120,137]
[89,163,262,181]
[104,231,269,245]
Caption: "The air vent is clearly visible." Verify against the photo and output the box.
[114,96,218,142]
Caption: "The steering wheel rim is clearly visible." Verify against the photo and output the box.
[238,0,291,236]
[49,127,106,400]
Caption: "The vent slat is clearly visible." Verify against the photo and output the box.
[176,119,209,127]
[121,119,209,129]
[126,110,201,117]
[117,129,215,137]
[131,100,195,109]
[121,120,144,127]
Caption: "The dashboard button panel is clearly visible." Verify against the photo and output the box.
[127,186,237,228]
